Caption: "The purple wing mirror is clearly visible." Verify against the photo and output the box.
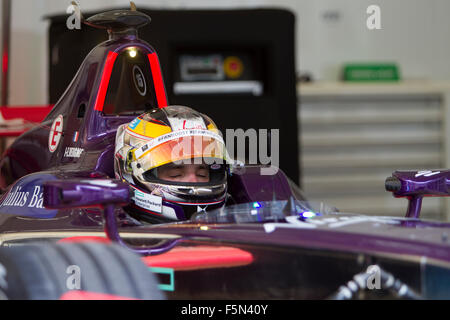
[43,179,131,208]
[385,170,450,219]
[43,179,180,255]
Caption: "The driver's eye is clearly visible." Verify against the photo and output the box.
[196,168,209,177]
[168,170,183,178]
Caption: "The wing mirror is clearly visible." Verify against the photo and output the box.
[43,179,131,209]
[385,170,449,219]
[43,179,180,255]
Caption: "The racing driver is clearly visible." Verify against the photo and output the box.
[114,105,231,224]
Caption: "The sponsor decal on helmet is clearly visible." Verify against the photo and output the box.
[168,117,206,131]
[133,188,163,213]
[128,118,141,130]
[48,115,64,153]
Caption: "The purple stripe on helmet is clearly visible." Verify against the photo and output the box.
[162,200,186,220]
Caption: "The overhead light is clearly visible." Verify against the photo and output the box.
[128,48,137,58]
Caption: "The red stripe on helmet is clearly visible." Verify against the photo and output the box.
[94,51,118,111]
[148,53,168,108]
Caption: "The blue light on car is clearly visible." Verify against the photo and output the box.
[301,211,317,218]
[253,202,261,208]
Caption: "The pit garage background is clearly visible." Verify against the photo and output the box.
[2,0,450,221]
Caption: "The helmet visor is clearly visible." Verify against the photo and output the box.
[143,161,227,186]
[134,130,227,172]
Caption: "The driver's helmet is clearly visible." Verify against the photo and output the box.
[114,105,229,223]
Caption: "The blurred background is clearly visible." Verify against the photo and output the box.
[2,0,450,220]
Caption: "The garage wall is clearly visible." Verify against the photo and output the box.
[296,0,450,82]
[4,0,450,105]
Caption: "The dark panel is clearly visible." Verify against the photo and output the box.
[47,8,300,185]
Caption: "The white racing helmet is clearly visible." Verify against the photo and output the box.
[114,105,229,223]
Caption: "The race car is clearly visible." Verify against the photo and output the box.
[0,3,449,300]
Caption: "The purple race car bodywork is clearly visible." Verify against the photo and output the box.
[0,5,449,300]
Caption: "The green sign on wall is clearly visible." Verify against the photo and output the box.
[343,64,400,82]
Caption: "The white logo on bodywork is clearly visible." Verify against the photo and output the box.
[48,115,64,153]
[64,147,84,158]
[415,170,441,178]
[133,65,147,96]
